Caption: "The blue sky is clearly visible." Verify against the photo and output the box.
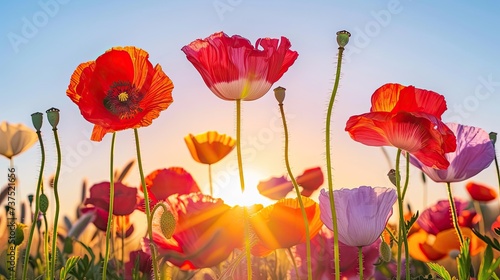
[1,1,499,219]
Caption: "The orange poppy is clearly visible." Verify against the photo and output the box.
[184,131,235,164]
[67,46,174,141]
[249,196,323,256]
[466,182,498,202]
[408,227,485,262]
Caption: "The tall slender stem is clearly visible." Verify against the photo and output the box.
[358,246,364,280]
[134,129,160,280]
[395,149,410,280]
[49,128,62,279]
[279,103,312,280]
[103,132,116,279]
[446,182,464,246]
[287,247,300,280]
[43,213,49,280]
[235,99,252,279]
[208,164,213,196]
[325,45,345,280]
[121,216,125,277]
[22,130,45,280]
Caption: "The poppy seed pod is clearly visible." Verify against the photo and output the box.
[336,30,351,48]
[274,86,286,104]
[31,112,43,131]
[490,132,497,145]
[46,107,60,129]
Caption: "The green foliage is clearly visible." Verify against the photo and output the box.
[457,238,471,280]
[59,256,80,280]
[405,211,419,233]
[477,244,500,280]
[472,228,500,252]
[428,262,452,280]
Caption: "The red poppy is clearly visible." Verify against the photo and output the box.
[84,181,138,216]
[182,31,298,101]
[296,167,324,197]
[345,83,456,169]
[124,250,152,280]
[151,193,246,269]
[466,182,498,202]
[256,176,293,200]
[67,46,174,141]
[249,197,323,256]
[140,167,200,210]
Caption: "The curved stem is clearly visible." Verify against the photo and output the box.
[358,246,364,280]
[49,128,62,279]
[134,128,160,280]
[401,154,410,200]
[235,99,251,279]
[446,182,464,245]
[22,131,45,280]
[103,132,116,279]
[279,103,312,280]
[326,46,345,280]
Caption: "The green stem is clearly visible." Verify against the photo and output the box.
[49,128,62,279]
[235,99,251,279]
[473,201,485,235]
[395,149,410,280]
[279,103,312,280]
[493,151,500,211]
[287,247,300,280]
[103,132,116,280]
[358,246,364,280]
[134,128,160,280]
[43,213,49,279]
[385,226,398,243]
[446,182,464,245]
[401,154,410,200]
[208,164,213,197]
[22,131,45,280]
[325,45,345,280]
[121,217,125,277]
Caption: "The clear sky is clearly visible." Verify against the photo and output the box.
[1,1,500,220]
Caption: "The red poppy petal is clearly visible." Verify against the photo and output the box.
[370,83,406,112]
[392,86,447,118]
[89,49,134,95]
[345,112,392,147]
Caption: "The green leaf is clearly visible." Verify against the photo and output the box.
[405,211,419,232]
[428,263,452,280]
[478,244,494,280]
[59,256,79,280]
[457,238,471,280]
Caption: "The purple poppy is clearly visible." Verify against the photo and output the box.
[409,123,495,182]
[257,176,293,200]
[319,186,397,247]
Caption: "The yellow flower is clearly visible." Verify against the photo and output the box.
[0,121,37,159]
[184,131,235,164]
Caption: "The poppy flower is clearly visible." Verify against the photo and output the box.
[491,215,500,232]
[140,167,200,210]
[116,215,134,238]
[124,250,152,280]
[256,176,293,200]
[410,123,495,182]
[184,131,235,164]
[319,186,397,247]
[0,121,37,159]
[151,192,245,269]
[291,227,381,280]
[249,196,323,256]
[296,167,324,197]
[66,46,174,141]
[181,31,298,101]
[345,83,456,169]
[408,199,483,262]
[84,181,138,216]
[466,182,497,202]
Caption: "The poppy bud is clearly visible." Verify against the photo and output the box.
[46,107,60,129]
[31,112,43,131]
[490,132,497,145]
[336,30,351,48]
[40,193,49,213]
[379,240,392,262]
[160,210,177,239]
[14,223,27,246]
[274,86,286,104]
[28,194,34,205]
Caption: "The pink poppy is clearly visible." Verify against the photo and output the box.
[409,123,495,182]
[345,83,456,169]
[181,31,298,101]
[296,167,324,197]
[256,176,293,200]
[319,186,396,247]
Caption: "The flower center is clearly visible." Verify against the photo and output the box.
[118,92,129,102]
[104,81,144,119]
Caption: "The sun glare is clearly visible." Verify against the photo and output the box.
[216,169,274,207]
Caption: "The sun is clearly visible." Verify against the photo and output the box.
[215,169,274,207]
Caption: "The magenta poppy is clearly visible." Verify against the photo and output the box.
[296,167,324,197]
[409,123,495,183]
[181,31,298,101]
[256,176,293,200]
